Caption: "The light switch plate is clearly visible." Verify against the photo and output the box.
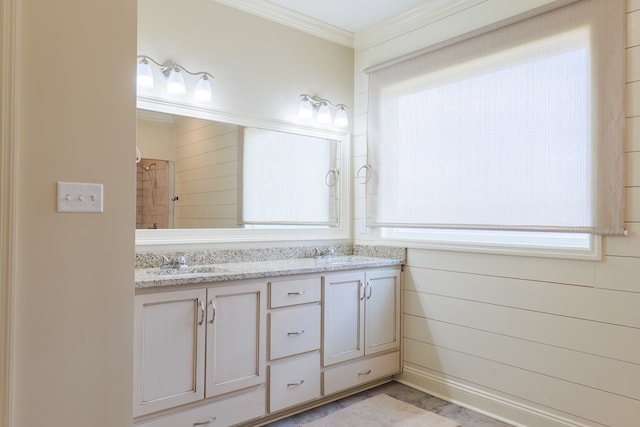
[357,219,367,235]
[57,182,104,213]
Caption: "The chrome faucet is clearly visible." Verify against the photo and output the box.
[179,252,197,268]
[158,254,180,269]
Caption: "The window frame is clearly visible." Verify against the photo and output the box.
[363,0,625,253]
[380,227,601,260]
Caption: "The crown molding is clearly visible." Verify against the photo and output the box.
[355,0,485,51]
[212,0,354,48]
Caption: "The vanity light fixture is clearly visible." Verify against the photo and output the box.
[136,55,214,103]
[298,94,349,128]
[136,57,154,89]
[166,66,186,95]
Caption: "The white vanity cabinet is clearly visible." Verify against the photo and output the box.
[133,262,402,426]
[267,276,322,413]
[133,281,266,425]
[322,267,401,394]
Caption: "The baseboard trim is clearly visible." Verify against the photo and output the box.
[396,364,595,427]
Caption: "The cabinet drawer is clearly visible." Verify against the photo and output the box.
[270,277,321,308]
[135,386,265,427]
[269,352,321,413]
[323,352,400,396]
[270,305,321,360]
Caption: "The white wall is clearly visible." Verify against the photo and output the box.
[354,1,640,426]
[135,0,354,247]
[174,120,240,229]
[138,0,354,127]
[8,0,136,425]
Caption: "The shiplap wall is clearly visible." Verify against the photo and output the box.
[354,1,640,426]
[174,119,240,229]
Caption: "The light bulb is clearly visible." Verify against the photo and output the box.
[317,102,332,124]
[334,106,349,128]
[298,96,314,120]
[137,59,154,89]
[166,68,186,95]
[194,75,212,102]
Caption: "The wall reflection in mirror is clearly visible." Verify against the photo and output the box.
[136,110,340,229]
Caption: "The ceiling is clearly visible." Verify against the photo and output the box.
[263,0,432,33]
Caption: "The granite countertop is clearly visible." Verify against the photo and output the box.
[135,255,403,289]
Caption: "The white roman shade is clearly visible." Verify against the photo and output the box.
[366,0,625,235]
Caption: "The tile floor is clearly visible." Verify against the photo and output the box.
[264,381,514,426]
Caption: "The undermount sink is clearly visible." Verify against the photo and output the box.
[144,265,230,276]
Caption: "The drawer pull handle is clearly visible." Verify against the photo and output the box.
[208,299,216,324]
[288,291,305,296]
[193,416,216,426]
[198,301,205,326]
[288,329,305,336]
[358,369,372,376]
[287,380,305,387]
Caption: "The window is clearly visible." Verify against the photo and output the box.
[241,127,338,226]
[366,0,624,244]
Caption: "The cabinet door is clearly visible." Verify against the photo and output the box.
[134,289,206,417]
[364,268,401,355]
[323,271,365,366]
[205,282,266,397]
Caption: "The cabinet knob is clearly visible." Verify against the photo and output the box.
[288,291,305,296]
[287,329,305,336]
[358,369,372,376]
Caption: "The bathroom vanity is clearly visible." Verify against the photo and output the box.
[133,253,402,427]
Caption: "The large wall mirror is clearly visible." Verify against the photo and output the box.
[135,97,350,246]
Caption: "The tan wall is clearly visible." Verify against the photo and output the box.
[10,0,136,425]
[354,1,640,426]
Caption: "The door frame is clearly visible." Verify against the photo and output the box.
[0,0,17,425]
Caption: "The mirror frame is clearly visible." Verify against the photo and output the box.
[135,96,351,247]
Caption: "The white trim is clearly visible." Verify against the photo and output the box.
[356,0,578,53]
[360,0,579,71]
[397,365,594,427]
[381,229,601,261]
[211,0,354,48]
[0,0,16,424]
[356,0,486,51]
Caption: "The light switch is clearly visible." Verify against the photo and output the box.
[57,182,104,213]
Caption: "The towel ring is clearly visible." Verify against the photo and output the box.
[325,169,339,187]
[356,165,371,184]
